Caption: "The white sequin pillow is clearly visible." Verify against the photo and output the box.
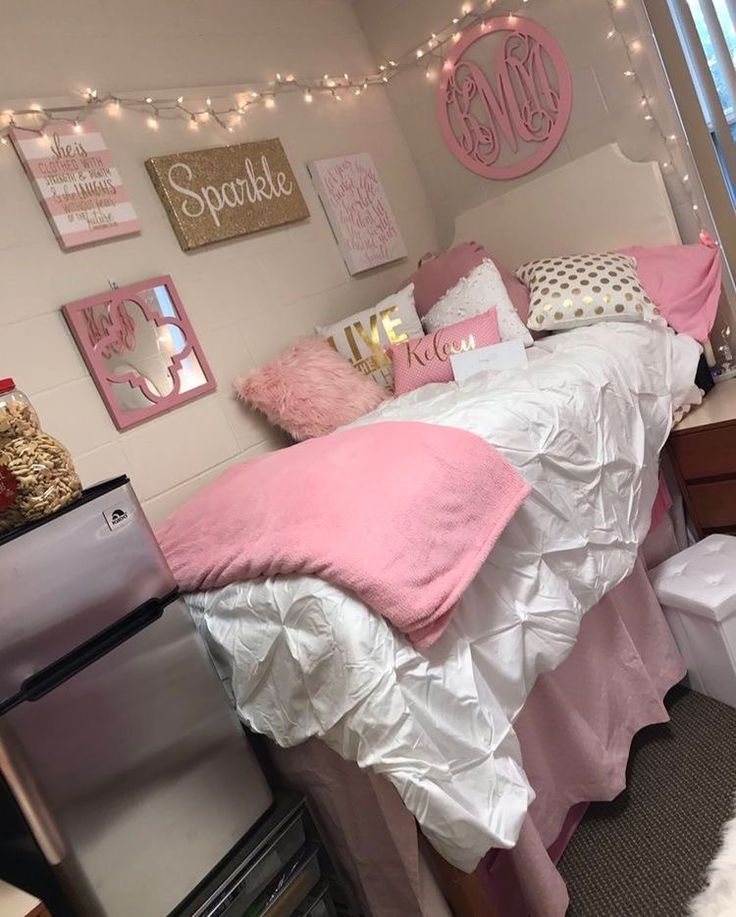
[516,253,662,333]
[423,260,533,347]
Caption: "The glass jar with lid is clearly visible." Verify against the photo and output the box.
[0,378,82,535]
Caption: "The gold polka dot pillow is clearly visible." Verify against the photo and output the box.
[516,253,661,333]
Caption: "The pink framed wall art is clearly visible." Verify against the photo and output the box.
[10,119,140,250]
[308,153,407,274]
[62,276,216,430]
[437,16,573,180]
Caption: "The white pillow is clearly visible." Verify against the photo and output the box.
[317,284,423,389]
[517,253,662,333]
[423,260,533,347]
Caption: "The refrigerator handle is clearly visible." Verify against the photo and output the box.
[18,592,176,705]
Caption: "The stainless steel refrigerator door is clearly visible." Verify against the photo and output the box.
[0,599,273,917]
[0,478,177,705]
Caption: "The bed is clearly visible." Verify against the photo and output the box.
[180,145,702,916]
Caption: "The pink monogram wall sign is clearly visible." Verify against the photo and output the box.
[437,17,572,180]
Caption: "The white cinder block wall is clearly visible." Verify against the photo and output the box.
[352,0,710,248]
[0,0,439,523]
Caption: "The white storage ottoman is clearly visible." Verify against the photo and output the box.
[649,534,736,708]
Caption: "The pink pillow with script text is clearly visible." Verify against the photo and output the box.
[389,309,500,395]
[618,239,722,343]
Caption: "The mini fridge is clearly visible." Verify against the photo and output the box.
[0,477,273,916]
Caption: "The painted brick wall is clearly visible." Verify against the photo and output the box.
[353,0,708,249]
[0,0,439,523]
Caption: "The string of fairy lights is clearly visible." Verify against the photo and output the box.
[0,0,706,231]
[603,0,707,232]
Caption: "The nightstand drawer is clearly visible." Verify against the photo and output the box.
[688,479,736,530]
[670,425,736,481]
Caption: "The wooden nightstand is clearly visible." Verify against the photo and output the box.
[669,378,736,536]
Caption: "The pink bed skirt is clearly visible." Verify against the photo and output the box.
[268,556,686,917]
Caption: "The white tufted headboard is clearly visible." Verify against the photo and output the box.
[451,144,681,269]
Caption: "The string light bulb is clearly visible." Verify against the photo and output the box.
[206,96,212,107]
[606,0,706,234]
[73,120,82,133]
[145,96,153,104]
[303,89,313,103]
[147,113,159,129]
[416,49,424,59]
[189,114,198,129]
[0,137,7,146]
[176,96,184,104]
[264,95,276,109]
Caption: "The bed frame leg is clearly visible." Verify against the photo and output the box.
[425,846,497,917]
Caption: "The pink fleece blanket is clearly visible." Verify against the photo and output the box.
[157,421,530,648]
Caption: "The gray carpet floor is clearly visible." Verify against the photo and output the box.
[557,686,736,917]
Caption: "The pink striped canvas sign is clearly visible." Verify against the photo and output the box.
[10,119,140,250]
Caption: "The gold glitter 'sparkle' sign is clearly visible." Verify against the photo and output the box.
[146,138,309,250]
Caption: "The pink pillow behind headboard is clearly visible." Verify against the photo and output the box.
[389,309,500,395]
[405,242,531,323]
[618,239,722,343]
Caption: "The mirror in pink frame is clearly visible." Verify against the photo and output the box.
[62,275,216,430]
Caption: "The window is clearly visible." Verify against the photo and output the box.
[669,0,736,202]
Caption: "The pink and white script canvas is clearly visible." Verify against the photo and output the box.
[309,153,406,274]
[10,119,140,250]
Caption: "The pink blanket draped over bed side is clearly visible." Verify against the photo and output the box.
[156,421,530,649]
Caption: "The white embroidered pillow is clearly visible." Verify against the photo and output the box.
[423,260,533,347]
[317,284,423,389]
[516,253,662,333]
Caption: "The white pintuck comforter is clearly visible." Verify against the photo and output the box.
[187,323,700,872]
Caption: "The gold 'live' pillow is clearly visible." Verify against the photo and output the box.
[317,284,423,389]
[516,253,661,333]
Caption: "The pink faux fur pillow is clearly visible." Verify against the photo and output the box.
[236,337,389,441]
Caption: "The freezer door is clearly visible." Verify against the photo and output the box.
[0,478,177,707]
[0,599,273,917]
